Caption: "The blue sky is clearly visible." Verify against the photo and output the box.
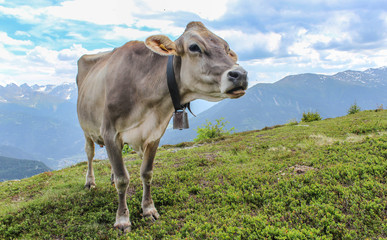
[0,0,386,86]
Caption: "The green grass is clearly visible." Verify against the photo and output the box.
[0,110,386,239]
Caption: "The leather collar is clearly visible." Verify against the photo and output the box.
[166,55,195,116]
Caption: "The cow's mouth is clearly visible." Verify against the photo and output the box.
[226,86,246,98]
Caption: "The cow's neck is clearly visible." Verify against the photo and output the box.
[171,56,195,107]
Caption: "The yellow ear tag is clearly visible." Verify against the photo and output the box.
[160,44,168,52]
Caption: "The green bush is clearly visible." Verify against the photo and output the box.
[301,111,322,122]
[348,102,361,115]
[194,118,234,142]
[122,144,134,156]
[375,104,383,112]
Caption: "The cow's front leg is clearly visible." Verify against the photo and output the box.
[104,129,131,232]
[140,140,160,222]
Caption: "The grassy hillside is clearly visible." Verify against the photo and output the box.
[0,110,386,239]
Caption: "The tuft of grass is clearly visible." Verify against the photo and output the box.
[0,110,386,239]
[287,118,298,126]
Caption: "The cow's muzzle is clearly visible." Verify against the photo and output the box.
[224,66,248,99]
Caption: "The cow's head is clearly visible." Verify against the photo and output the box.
[145,21,248,101]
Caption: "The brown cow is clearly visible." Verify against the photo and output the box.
[76,21,247,232]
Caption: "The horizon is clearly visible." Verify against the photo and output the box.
[0,65,385,88]
[0,0,387,87]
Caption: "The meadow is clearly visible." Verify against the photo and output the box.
[0,110,386,239]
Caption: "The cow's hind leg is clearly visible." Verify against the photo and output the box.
[141,140,160,222]
[103,128,131,232]
[84,136,96,189]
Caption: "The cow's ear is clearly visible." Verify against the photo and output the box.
[229,49,238,62]
[145,35,178,56]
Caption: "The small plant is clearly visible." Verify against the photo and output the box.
[376,104,383,112]
[301,111,321,122]
[122,144,134,155]
[194,118,234,142]
[287,118,298,126]
[348,102,361,115]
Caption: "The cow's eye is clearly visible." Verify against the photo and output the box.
[189,44,201,53]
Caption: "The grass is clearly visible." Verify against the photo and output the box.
[0,110,386,239]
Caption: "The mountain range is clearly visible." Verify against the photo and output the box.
[160,67,387,144]
[0,83,83,168]
[0,67,386,169]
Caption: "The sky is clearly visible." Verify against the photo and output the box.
[0,0,387,87]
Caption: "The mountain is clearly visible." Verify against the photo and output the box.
[160,67,387,145]
[0,83,83,168]
[0,83,77,105]
[0,155,51,182]
[1,67,386,167]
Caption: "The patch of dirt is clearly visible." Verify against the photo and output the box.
[277,165,317,176]
[123,156,139,161]
[168,144,203,153]
[126,186,137,196]
[290,165,316,174]
[309,134,338,146]
[11,195,24,202]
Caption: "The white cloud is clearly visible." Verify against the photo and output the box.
[58,44,88,61]
[0,44,16,60]
[104,27,159,41]
[66,32,87,41]
[135,19,185,37]
[27,46,58,64]
[15,31,31,37]
[316,11,357,43]
[0,32,33,46]
[0,43,111,86]
[0,5,45,23]
[380,12,387,27]
[43,0,230,26]
[139,0,230,20]
[1,0,386,87]
[46,0,138,25]
[215,29,282,54]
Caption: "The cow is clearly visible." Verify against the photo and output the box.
[76,21,248,232]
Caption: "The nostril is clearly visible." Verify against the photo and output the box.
[227,71,240,80]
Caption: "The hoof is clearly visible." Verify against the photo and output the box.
[114,213,131,232]
[143,207,160,223]
[114,222,131,233]
[84,182,96,189]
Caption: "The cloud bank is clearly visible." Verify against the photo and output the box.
[0,0,386,86]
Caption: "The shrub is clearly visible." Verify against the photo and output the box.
[376,104,383,112]
[194,118,234,142]
[122,144,134,155]
[348,102,361,115]
[301,111,322,122]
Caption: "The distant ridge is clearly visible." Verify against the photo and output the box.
[0,156,51,182]
[0,67,386,167]
[160,66,387,145]
[0,82,83,169]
